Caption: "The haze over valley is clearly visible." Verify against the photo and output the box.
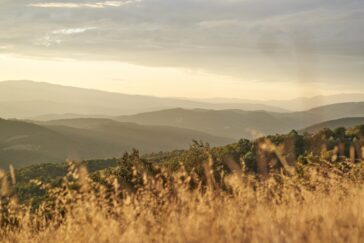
[1,80,364,168]
[2,1,364,242]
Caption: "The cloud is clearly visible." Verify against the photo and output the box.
[1,0,363,88]
[29,1,140,8]
[35,35,62,47]
[197,19,241,28]
[52,27,97,35]
[34,27,97,46]
[0,45,12,50]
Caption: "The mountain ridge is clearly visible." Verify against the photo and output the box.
[117,103,364,139]
[0,80,287,118]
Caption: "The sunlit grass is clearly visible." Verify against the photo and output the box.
[1,151,364,243]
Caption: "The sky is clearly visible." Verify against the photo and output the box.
[0,0,363,100]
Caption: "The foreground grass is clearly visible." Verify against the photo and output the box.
[1,155,364,243]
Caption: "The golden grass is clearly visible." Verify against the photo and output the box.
[1,159,364,243]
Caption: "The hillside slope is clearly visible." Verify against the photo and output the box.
[42,118,233,150]
[0,118,233,169]
[301,117,364,134]
[117,108,297,139]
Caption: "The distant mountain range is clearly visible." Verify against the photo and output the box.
[199,93,364,111]
[2,80,364,120]
[0,80,286,119]
[268,94,364,111]
[0,118,232,169]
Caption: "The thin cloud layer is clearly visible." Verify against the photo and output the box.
[29,1,140,8]
[0,0,363,89]
[52,27,97,35]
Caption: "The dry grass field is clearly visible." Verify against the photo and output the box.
[1,154,364,243]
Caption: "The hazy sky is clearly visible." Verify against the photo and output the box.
[0,0,363,100]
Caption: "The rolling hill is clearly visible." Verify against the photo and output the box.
[117,108,295,139]
[199,93,364,111]
[267,93,364,111]
[0,118,233,169]
[301,117,364,134]
[117,102,364,139]
[2,80,364,168]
